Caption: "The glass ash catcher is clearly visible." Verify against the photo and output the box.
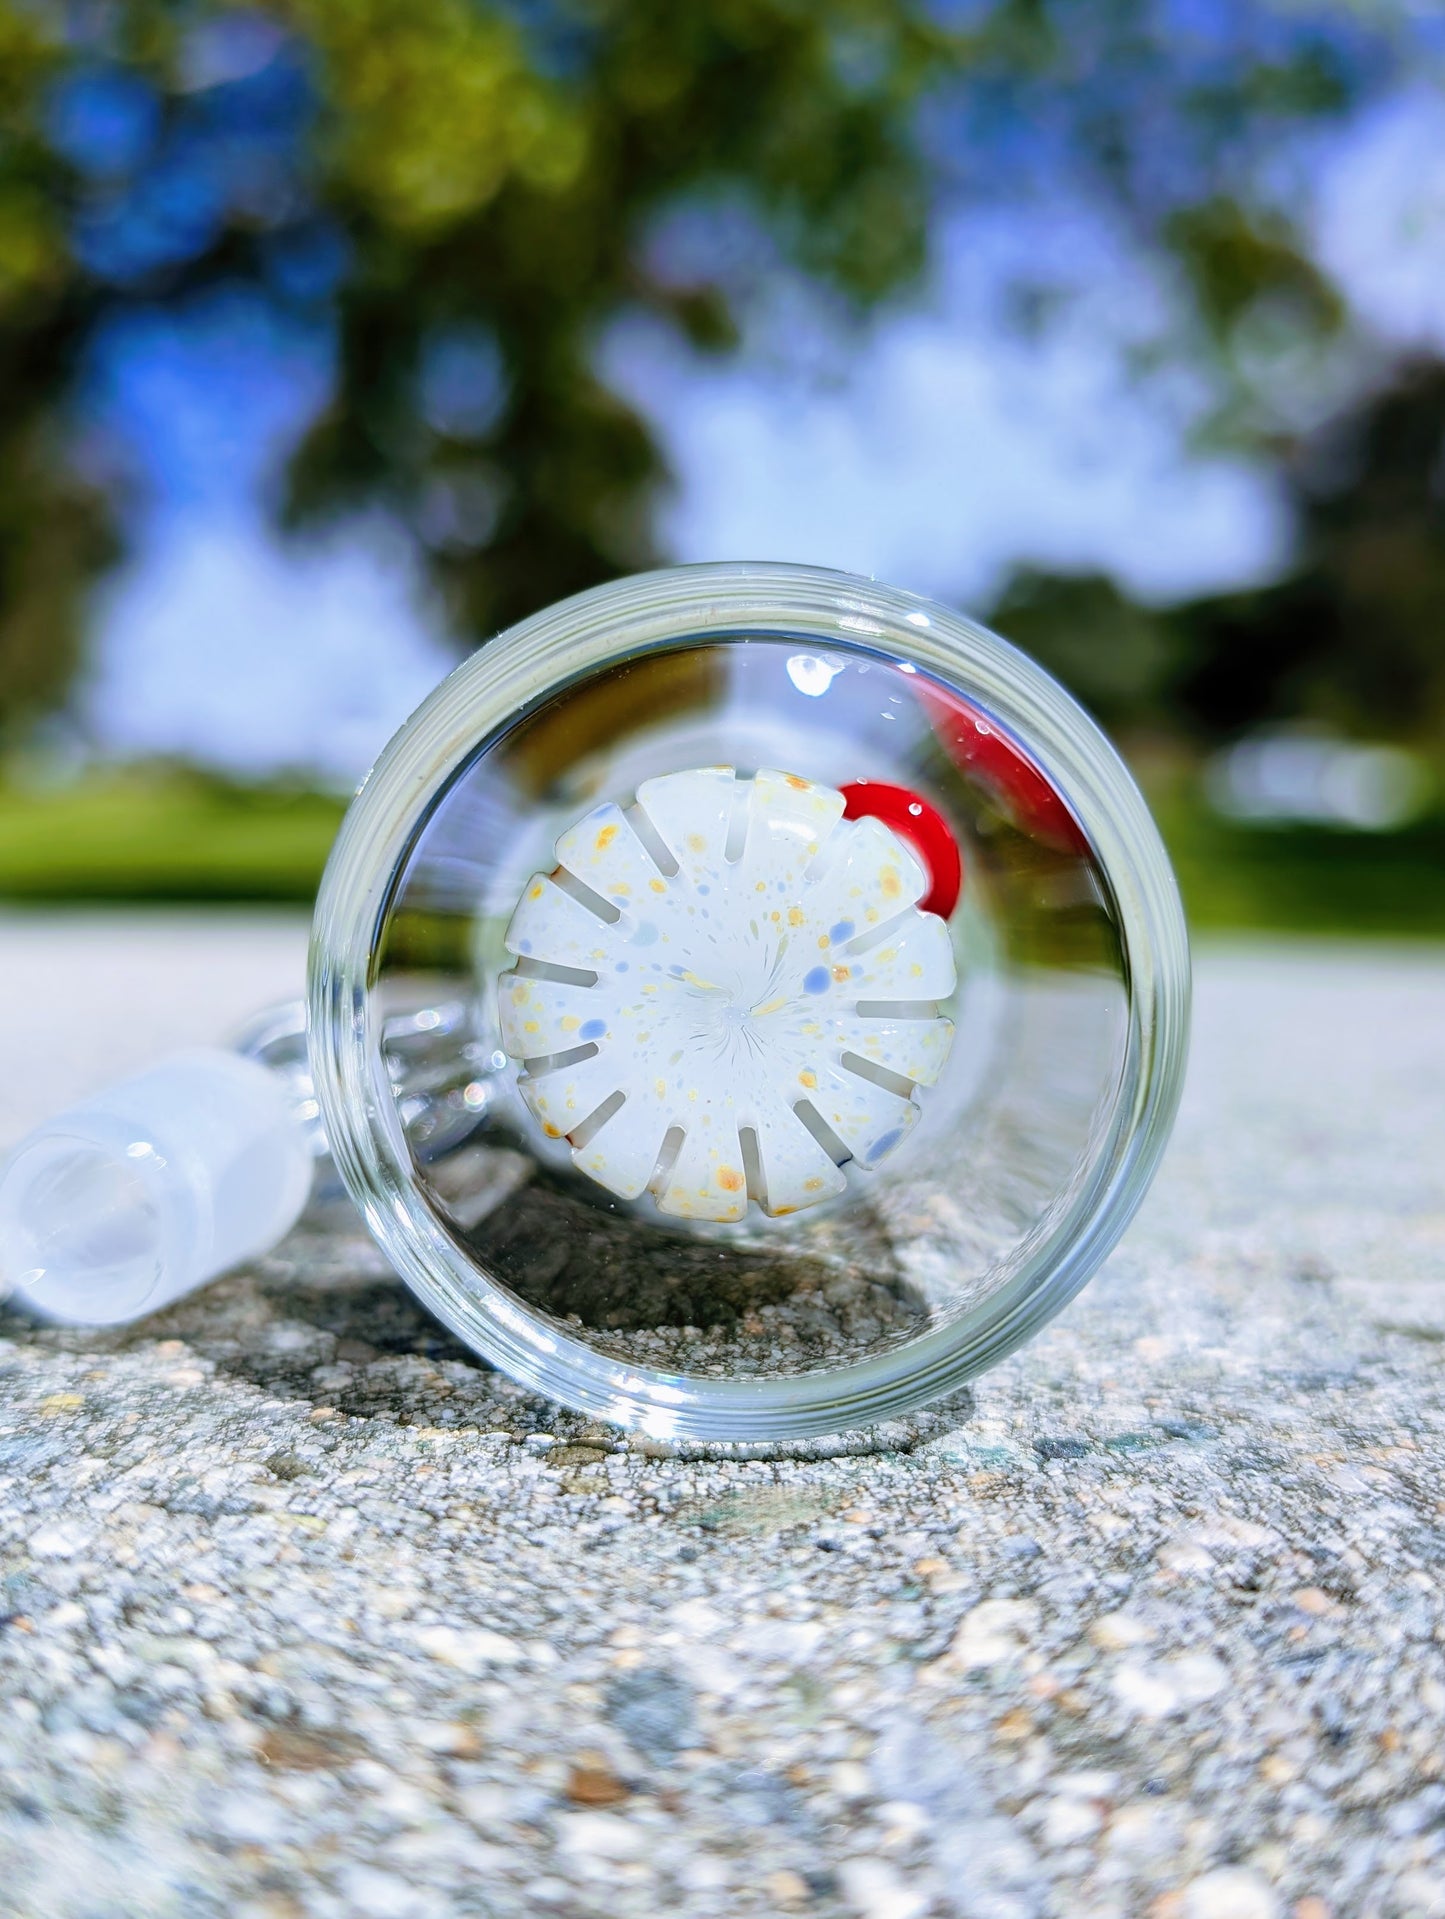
[0,564,1190,1443]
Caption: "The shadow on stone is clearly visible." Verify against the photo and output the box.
[2,1185,974,1454]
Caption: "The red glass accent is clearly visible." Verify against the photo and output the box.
[919,685,1087,856]
[840,780,963,921]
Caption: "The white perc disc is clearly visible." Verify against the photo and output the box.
[498,767,957,1223]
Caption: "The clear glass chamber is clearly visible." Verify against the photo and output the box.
[309,564,1189,1441]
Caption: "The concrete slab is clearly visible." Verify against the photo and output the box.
[2,919,1442,1917]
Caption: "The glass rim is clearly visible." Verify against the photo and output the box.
[307,561,1191,1442]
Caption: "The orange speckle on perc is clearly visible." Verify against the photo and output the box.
[687,832,706,853]
[542,1123,562,1139]
[788,905,805,927]
[804,1177,825,1192]
[881,867,901,899]
[817,933,830,949]
[511,984,528,1003]
[595,823,618,851]
[785,773,810,790]
[650,877,666,893]
[717,1167,744,1192]
[529,883,544,900]
[832,964,850,983]
[799,1069,817,1089]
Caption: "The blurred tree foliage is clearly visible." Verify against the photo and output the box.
[0,0,1429,738]
[991,358,1445,748]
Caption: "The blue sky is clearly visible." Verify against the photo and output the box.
[72,79,1445,785]
[78,294,454,787]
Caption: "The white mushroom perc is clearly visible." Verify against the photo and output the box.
[498,767,956,1223]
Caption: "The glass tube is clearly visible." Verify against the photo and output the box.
[308,563,1190,1442]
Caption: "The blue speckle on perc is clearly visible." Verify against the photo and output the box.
[518,939,532,954]
[868,1128,903,1161]
[579,1018,607,1041]
[803,966,830,995]
[830,919,854,944]
[615,960,628,972]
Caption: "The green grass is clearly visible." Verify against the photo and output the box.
[0,762,1441,937]
[0,767,346,903]
[1149,791,1445,940]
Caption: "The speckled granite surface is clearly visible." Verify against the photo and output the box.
[2,915,1443,1919]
